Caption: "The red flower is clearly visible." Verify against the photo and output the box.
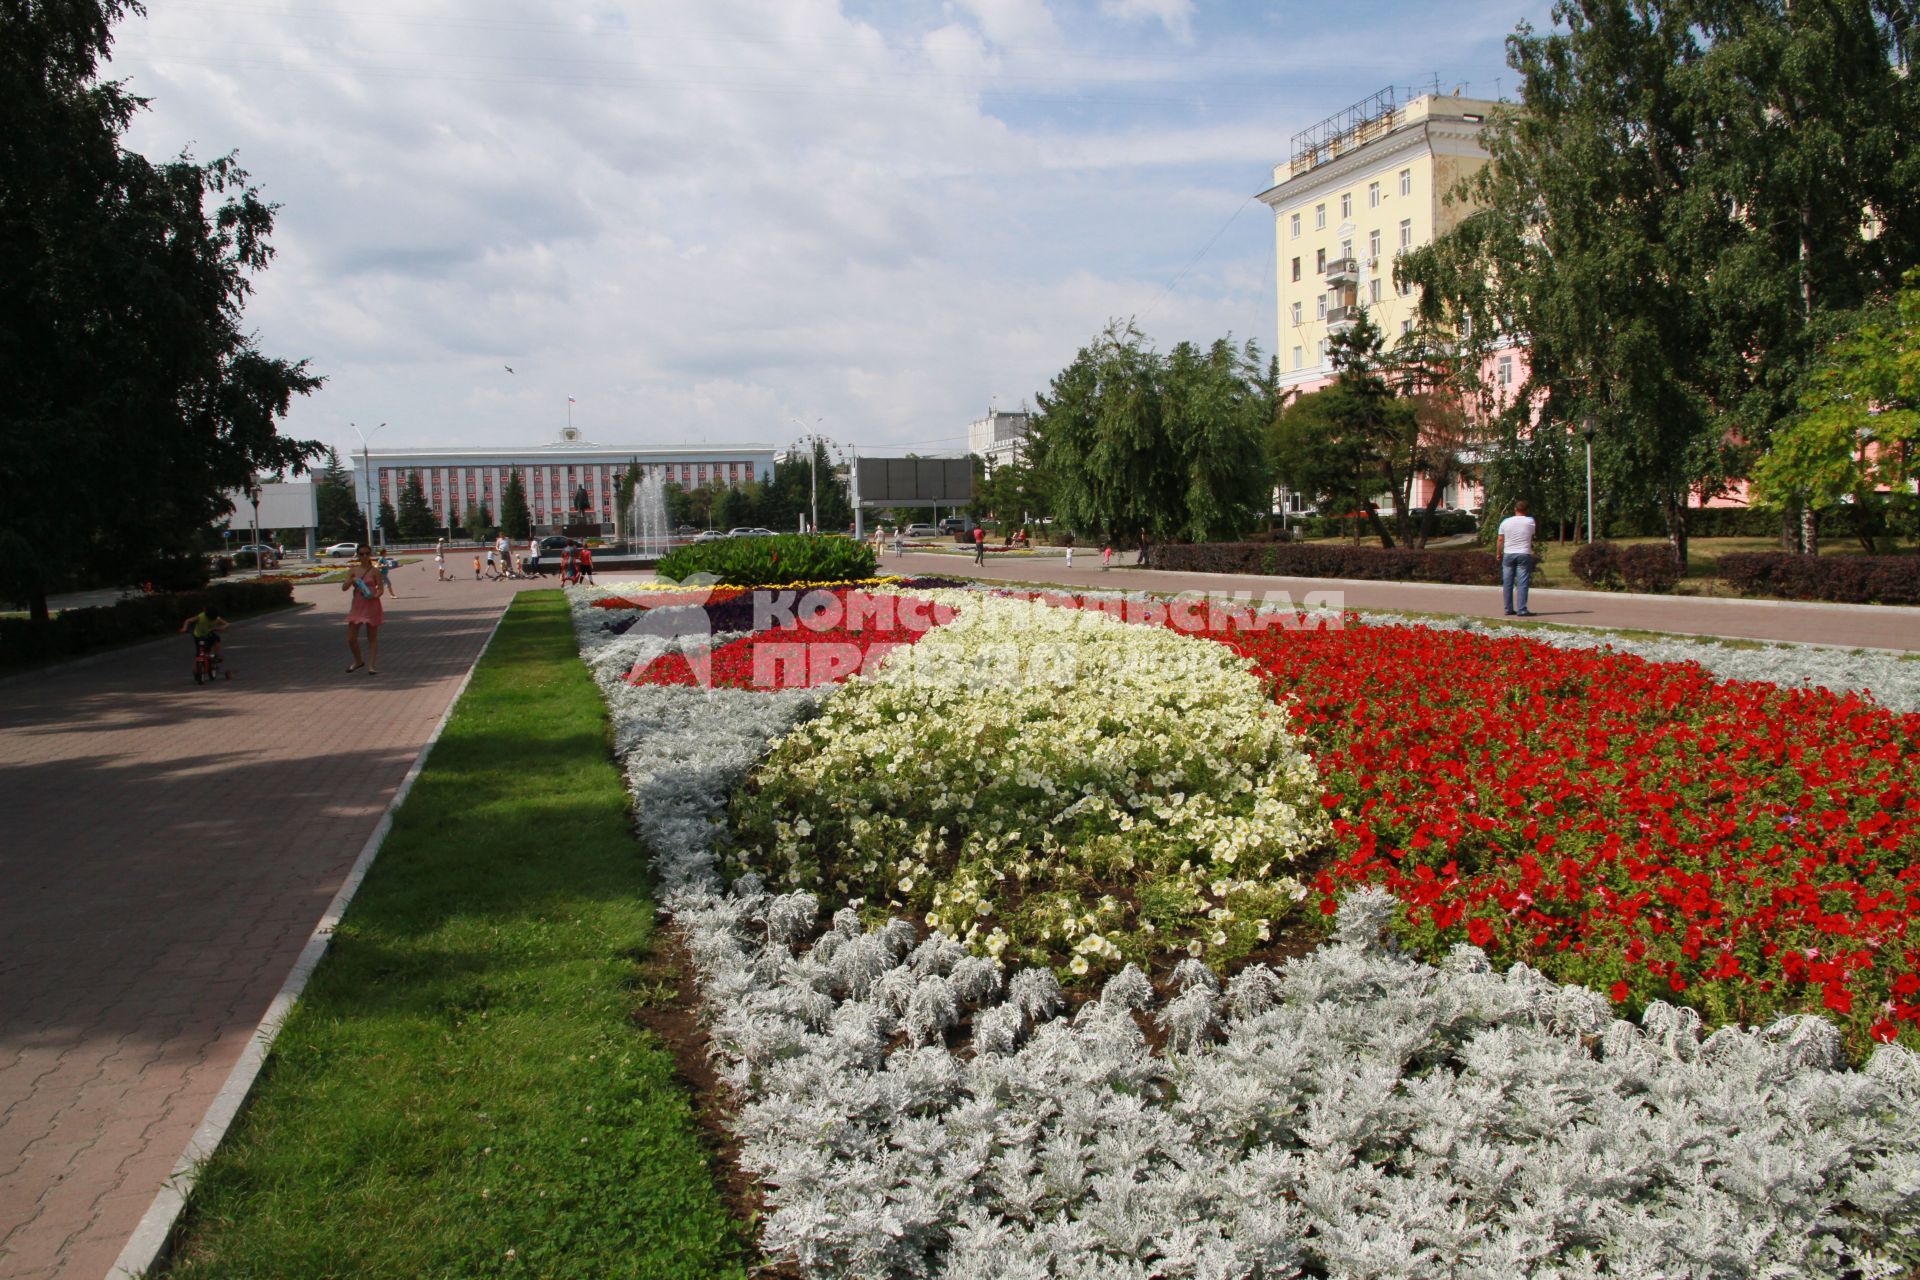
[1466,918,1494,948]
[1610,981,1630,1004]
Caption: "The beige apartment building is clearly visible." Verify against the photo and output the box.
[1257,89,1501,393]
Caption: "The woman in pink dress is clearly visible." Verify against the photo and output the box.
[342,544,390,674]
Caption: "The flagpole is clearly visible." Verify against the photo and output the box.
[566,396,572,435]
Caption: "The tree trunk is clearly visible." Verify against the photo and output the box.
[1780,505,1799,552]
[1800,505,1819,555]
[1664,493,1689,568]
[1366,504,1396,549]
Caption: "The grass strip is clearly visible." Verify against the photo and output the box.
[166,590,749,1280]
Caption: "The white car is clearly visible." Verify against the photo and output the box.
[726,527,777,537]
[904,523,939,539]
[322,542,360,557]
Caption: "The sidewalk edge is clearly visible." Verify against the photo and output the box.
[105,601,513,1280]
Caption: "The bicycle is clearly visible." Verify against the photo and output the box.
[192,637,230,684]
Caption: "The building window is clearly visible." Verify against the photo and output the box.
[1497,354,1515,387]
[1292,345,1303,370]
[1340,192,1351,218]
[1316,294,1327,320]
[1317,339,1329,364]
[1370,278,1382,303]
[1315,248,1326,273]
[1314,203,1326,229]
[1340,238,1352,261]
[1399,168,1412,197]
[1289,212,1300,238]
[1399,218,1413,249]
[1400,277,1413,297]
[1290,301,1302,324]
[1369,180,1380,207]
[1369,229,1381,260]
[1402,318,1415,335]
[1291,256,1301,282]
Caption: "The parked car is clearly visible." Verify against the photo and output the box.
[536,535,580,555]
[234,542,280,565]
[691,530,726,543]
[322,542,359,558]
[726,527,776,537]
[904,523,939,539]
[937,517,969,535]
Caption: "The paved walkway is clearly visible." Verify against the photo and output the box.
[885,551,1920,651]
[0,562,541,1280]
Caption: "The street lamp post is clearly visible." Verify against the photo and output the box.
[249,486,263,578]
[1580,420,1597,544]
[791,417,823,533]
[350,421,387,547]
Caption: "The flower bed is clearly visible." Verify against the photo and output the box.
[566,580,1920,1277]
[723,593,1325,975]
[1217,621,1920,1057]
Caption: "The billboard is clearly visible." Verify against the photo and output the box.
[222,481,318,531]
[855,457,972,505]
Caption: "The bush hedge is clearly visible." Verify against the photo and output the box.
[1570,541,1683,593]
[654,534,877,587]
[0,578,296,671]
[1718,552,1920,606]
[1287,510,1479,541]
[1154,541,1499,584]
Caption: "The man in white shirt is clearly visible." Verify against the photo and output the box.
[1496,501,1538,617]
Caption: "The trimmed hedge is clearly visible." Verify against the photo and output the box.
[1153,541,1499,585]
[0,579,296,671]
[1570,541,1683,593]
[1287,510,1479,541]
[654,534,877,587]
[1718,552,1920,606]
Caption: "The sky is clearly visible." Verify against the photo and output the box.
[104,0,1553,463]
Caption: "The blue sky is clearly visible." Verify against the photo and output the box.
[105,0,1551,461]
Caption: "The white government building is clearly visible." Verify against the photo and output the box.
[352,427,776,534]
[968,408,1030,473]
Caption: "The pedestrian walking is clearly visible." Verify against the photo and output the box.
[578,543,595,583]
[1137,531,1150,567]
[561,545,575,584]
[342,543,391,674]
[1101,542,1113,571]
[528,537,541,578]
[973,524,986,566]
[484,545,497,579]
[495,534,515,579]
[1063,532,1074,568]
[1497,500,1539,618]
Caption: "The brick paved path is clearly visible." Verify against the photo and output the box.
[0,563,540,1279]
[886,551,1920,651]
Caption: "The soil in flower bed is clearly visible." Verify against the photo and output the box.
[1221,621,1920,1060]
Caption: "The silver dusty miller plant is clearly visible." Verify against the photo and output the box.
[573,585,1920,1280]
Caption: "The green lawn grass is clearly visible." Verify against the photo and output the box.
[165,590,749,1280]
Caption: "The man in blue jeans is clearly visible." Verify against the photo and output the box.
[1496,500,1538,617]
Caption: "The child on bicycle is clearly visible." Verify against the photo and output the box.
[179,606,229,658]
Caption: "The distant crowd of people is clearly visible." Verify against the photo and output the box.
[432,536,594,585]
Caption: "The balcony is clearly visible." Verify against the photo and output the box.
[1327,305,1359,332]
[1324,256,1360,284]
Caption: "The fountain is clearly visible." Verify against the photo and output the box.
[628,467,672,560]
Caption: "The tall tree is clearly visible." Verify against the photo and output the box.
[1,0,322,619]
[462,500,491,538]
[502,471,533,539]
[396,471,435,539]
[378,500,399,542]
[314,447,360,541]
[1399,0,1920,564]
[1269,312,1420,547]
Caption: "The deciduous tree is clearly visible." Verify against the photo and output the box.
[0,0,322,619]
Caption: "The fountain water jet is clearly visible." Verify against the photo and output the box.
[628,467,672,559]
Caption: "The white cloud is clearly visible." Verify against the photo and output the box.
[100,0,1545,459]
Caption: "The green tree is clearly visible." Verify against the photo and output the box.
[1400,0,1920,564]
[712,485,750,530]
[378,500,399,542]
[314,447,360,542]
[396,470,435,540]
[1028,321,1269,543]
[501,471,532,539]
[1269,312,1419,547]
[462,501,491,538]
[1,0,323,618]
[974,457,1051,527]
[1752,273,1920,550]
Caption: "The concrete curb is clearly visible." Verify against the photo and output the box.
[105,602,512,1280]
